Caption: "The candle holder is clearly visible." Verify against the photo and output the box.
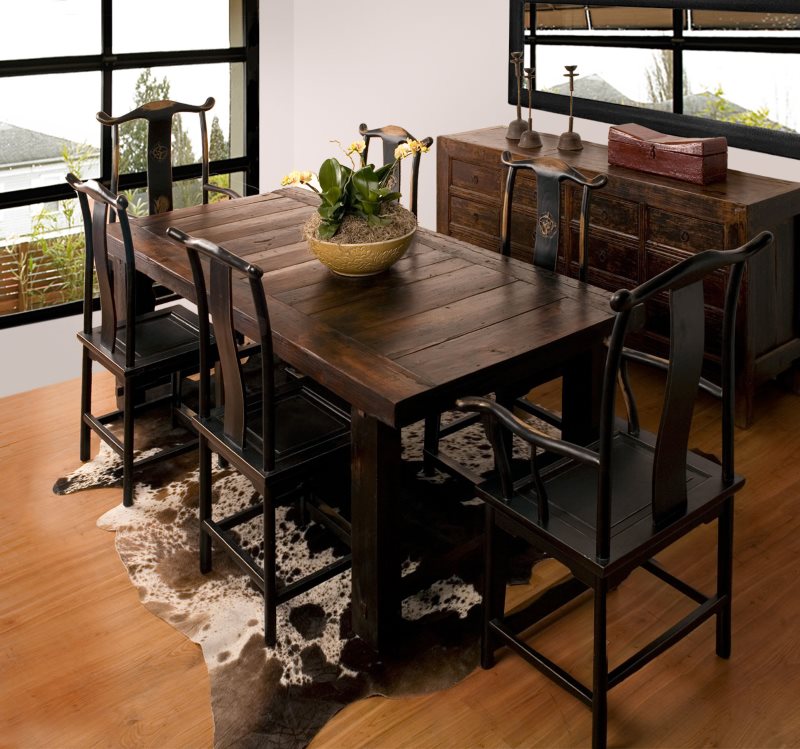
[558,64,583,151]
[519,67,542,149]
[506,51,527,141]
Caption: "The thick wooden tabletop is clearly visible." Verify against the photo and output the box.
[114,188,615,427]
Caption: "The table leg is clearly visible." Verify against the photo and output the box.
[350,408,401,651]
[560,344,604,445]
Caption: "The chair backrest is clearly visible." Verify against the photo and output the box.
[166,227,277,471]
[500,151,607,281]
[97,97,216,215]
[594,230,773,558]
[67,172,138,367]
[358,123,433,216]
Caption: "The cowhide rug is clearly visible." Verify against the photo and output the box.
[54,406,539,748]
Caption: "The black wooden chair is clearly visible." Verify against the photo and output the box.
[68,174,204,507]
[97,97,240,216]
[423,152,607,477]
[166,227,352,647]
[456,231,773,749]
[358,123,433,216]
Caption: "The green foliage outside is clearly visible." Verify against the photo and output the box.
[3,143,94,311]
[698,85,784,131]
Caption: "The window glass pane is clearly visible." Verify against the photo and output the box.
[533,4,673,37]
[2,0,101,60]
[112,0,243,53]
[589,7,674,32]
[689,10,800,36]
[110,64,245,173]
[0,73,102,191]
[684,51,799,133]
[0,199,86,316]
[534,3,587,32]
[536,46,672,109]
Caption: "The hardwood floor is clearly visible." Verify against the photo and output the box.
[2,367,799,747]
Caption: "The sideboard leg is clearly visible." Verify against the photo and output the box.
[734,384,754,430]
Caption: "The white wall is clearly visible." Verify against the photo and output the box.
[1,1,797,397]
[260,0,510,231]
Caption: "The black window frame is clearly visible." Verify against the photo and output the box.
[0,0,259,329]
[511,0,800,159]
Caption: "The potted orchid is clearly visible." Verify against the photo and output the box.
[281,137,430,276]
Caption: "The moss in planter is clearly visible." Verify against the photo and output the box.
[303,202,417,244]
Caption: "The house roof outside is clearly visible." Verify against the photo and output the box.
[0,121,96,168]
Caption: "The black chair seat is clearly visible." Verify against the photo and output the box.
[479,431,743,581]
[197,387,350,478]
[78,305,203,377]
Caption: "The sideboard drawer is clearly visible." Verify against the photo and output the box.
[570,192,639,239]
[451,159,501,197]
[449,194,499,237]
[646,208,725,253]
[569,229,639,287]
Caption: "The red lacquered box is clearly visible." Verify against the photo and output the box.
[608,123,727,185]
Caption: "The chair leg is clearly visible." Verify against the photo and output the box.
[422,414,440,476]
[716,497,734,659]
[263,489,277,647]
[122,380,135,507]
[170,371,180,428]
[80,350,92,461]
[199,435,213,574]
[482,505,513,670]
[481,504,497,670]
[592,580,609,749]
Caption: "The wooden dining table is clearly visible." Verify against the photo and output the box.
[108,187,616,652]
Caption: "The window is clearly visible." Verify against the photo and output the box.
[0,0,258,326]
[511,1,800,157]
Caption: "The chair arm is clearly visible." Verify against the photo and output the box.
[621,347,722,399]
[203,183,242,200]
[456,396,600,467]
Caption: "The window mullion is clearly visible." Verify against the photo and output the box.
[673,8,684,115]
[100,0,113,183]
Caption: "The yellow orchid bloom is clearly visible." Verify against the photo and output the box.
[346,140,366,155]
[394,143,412,160]
[281,170,315,187]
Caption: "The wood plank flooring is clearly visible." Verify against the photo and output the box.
[2,367,799,747]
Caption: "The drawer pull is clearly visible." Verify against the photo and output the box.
[472,175,479,184]
[600,209,609,222]
[680,230,690,242]
[598,249,607,264]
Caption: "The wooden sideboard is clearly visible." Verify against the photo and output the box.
[436,126,800,427]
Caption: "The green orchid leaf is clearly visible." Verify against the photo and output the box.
[374,163,395,183]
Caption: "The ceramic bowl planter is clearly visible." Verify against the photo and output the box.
[306,227,416,277]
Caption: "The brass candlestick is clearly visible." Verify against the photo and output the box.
[519,66,542,149]
[558,64,583,151]
[506,51,527,140]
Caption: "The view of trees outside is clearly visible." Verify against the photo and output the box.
[1,68,232,315]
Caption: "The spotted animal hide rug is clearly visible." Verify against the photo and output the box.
[54,408,527,748]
